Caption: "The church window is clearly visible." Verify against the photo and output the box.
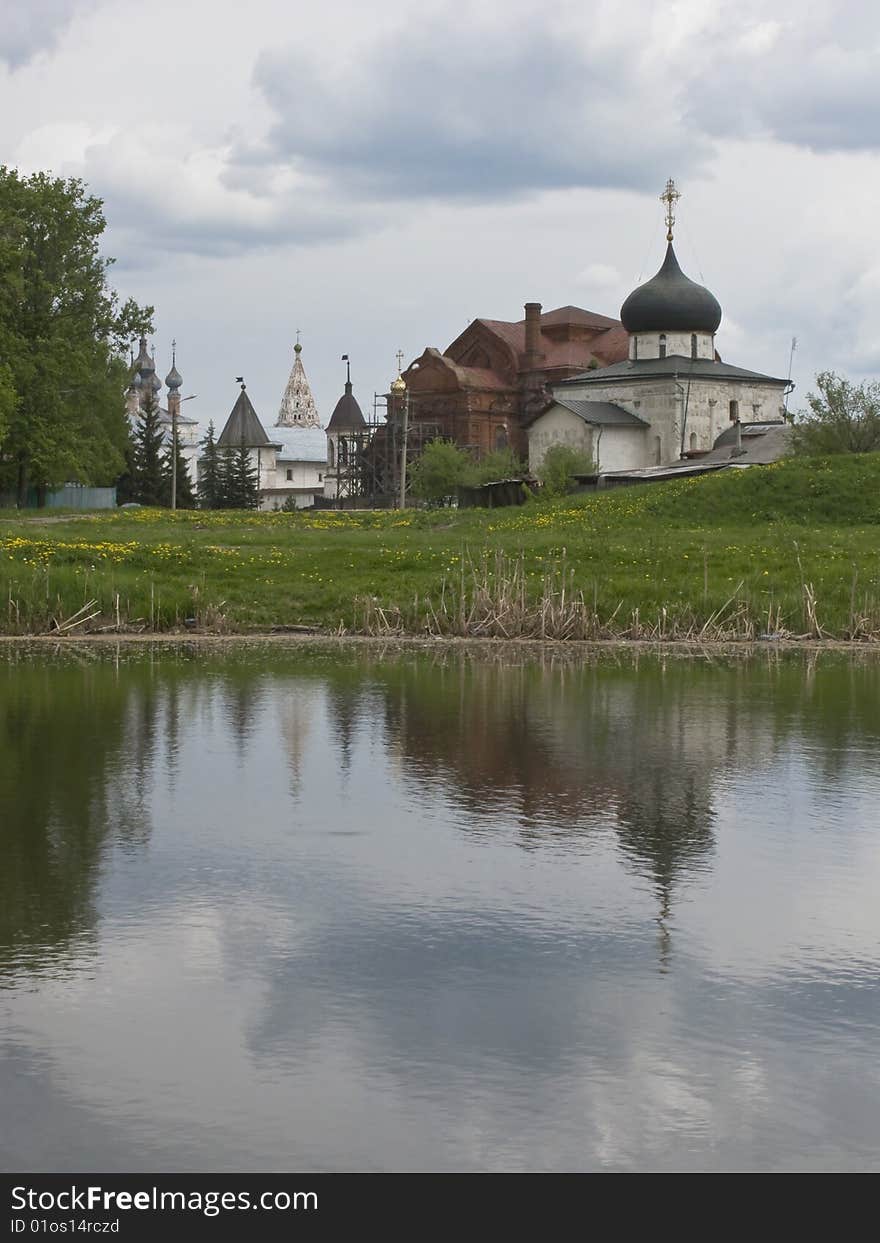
[729,400,739,422]
[495,427,508,451]
[659,334,667,359]
[689,432,698,452]
[654,436,662,465]
[691,334,698,359]
[328,442,335,468]
[318,473,323,482]
[286,469,293,481]
[632,337,638,360]
[339,440,348,465]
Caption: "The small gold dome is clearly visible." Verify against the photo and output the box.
[390,375,406,395]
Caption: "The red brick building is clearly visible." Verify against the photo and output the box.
[394,303,630,459]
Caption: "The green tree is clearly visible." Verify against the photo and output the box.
[472,446,526,485]
[792,371,880,456]
[409,439,474,504]
[224,438,260,510]
[161,436,196,509]
[0,167,152,505]
[537,444,596,497]
[216,448,234,509]
[131,393,166,506]
[197,421,223,509]
[114,437,136,505]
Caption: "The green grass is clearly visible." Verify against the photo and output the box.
[1,454,879,639]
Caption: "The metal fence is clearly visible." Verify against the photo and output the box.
[0,484,117,510]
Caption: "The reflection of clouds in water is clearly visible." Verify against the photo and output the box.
[7,885,880,1170]
[3,646,880,1170]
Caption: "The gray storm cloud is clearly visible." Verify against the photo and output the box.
[249,20,711,199]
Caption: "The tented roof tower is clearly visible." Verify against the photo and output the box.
[276,339,321,428]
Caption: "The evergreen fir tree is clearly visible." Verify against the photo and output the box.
[197,421,223,509]
[131,392,166,506]
[160,436,196,509]
[115,438,136,505]
[216,447,235,509]
[227,436,260,509]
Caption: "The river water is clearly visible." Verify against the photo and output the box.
[1,641,879,1172]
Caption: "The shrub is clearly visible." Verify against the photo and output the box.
[409,440,474,504]
[537,444,596,497]
[471,447,526,485]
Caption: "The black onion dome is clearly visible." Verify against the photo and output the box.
[165,363,183,390]
[326,380,365,431]
[620,242,722,334]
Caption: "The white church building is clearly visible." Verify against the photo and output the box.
[526,182,791,475]
[214,341,327,510]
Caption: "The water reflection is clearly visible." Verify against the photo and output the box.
[1,643,879,1171]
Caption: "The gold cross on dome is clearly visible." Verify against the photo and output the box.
[660,178,681,242]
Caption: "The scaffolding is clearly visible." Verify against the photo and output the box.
[326,395,443,508]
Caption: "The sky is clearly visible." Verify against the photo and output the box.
[2,0,879,434]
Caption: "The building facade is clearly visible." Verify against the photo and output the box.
[393,304,631,460]
[526,186,791,475]
[209,343,327,510]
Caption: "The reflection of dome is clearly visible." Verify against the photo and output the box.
[620,242,722,334]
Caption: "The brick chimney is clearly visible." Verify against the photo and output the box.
[523,302,543,371]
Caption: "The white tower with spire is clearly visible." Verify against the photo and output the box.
[276,335,320,428]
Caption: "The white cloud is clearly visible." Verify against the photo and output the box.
[1,0,879,431]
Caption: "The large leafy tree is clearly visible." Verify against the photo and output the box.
[793,371,880,456]
[0,167,152,504]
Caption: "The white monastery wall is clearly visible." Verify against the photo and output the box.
[552,373,787,467]
[277,459,324,491]
[594,426,650,472]
[527,409,651,474]
[527,407,594,471]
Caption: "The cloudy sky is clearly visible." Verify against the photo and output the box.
[2,0,878,432]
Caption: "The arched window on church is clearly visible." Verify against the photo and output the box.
[632,336,638,360]
[654,436,662,465]
[495,426,508,451]
[729,400,739,422]
[339,439,348,465]
[689,432,698,452]
[691,334,698,359]
[328,441,335,469]
[659,334,667,359]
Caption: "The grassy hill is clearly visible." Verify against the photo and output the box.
[1,454,879,640]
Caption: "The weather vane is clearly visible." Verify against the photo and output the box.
[660,177,681,242]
